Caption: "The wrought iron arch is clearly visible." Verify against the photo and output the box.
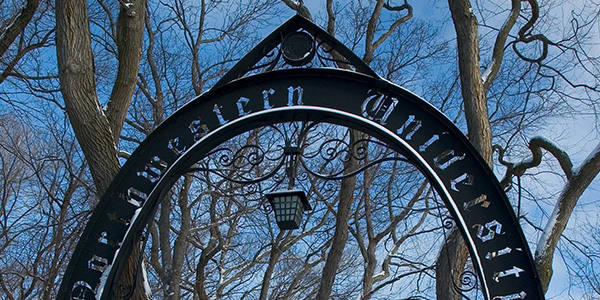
[59,15,544,300]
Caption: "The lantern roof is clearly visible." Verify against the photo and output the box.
[266,189,312,211]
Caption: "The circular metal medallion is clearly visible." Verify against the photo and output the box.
[281,31,315,66]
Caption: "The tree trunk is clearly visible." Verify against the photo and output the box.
[169,175,193,299]
[56,0,149,299]
[535,143,600,291]
[112,232,150,300]
[447,0,492,165]
[315,130,361,300]
[55,0,120,196]
[106,0,147,140]
[436,229,469,300]
[436,0,493,298]
[259,239,283,300]
[0,0,41,58]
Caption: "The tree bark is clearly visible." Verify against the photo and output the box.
[56,1,149,299]
[534,143,600,291]
[55,0,120,195]
[315,130,360,300]
[106,0,147,140]
[481,0,520,90]
[448,0,492,165]
[363,0,412,65]
[496,140,600,291]
[280,0,312,21]
[436,229,470,300]
[259,235,283,300]
[113,232,150,300]
[435,0,493,298]
[169,175,193,300]
[364,0,385,65]
[0,0,41,58]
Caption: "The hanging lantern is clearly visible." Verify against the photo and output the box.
[266,190,312,230]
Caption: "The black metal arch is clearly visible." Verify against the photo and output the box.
[58,68,544,300]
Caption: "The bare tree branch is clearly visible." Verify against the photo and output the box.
[0,0,41,58]
[496,136,574,189]
[447,0,493,165]
[535,142,600,291]
[0,29,52,85]
[105,0,147,141]
[315,130,361,300]
[364,0,412,64]
[373,2,412,50]
[55,0,120,195]
[280,0,312,20]
[326,0,335,35]
[481,0,520,90]
[512,0,555,63]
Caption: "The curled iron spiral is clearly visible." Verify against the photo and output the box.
[442,216,455,230]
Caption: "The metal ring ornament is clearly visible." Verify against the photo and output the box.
[281,31,316,66]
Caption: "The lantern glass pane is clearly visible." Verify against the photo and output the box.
[267,190,309,230]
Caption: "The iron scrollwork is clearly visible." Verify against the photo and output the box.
[455,270,479,297]
[186,123,411,197]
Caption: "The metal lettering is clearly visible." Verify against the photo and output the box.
[433,149,465,169]
[87,255,109,272]
[136,156,167,184]
[419,134,440,152]
[493,291,527,300]
[117,192,127,201]
[152,156,168,172]
[71,281,97,300]
[168,137,186,156]
[137,165,161,183]
[450,173,473,192]
[189,119,209,141]
[108,212,130,226]
[485,247,512,260]
[98,231,120,249]
[463,194,490,211]
[474,220,503,242]
[98,231,109,244]
[126,187,147,208]
[287,86,303,106]
[361,91,398,125]
[396,115,422,140]
[212,104,229,125]
[493,266,525,282]
[262,88,275,109]
[236,96,251,116]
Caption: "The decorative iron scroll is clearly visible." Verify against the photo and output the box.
[190,129,407,181]
[243,34,369,79]
[186,123,410,202]
[455,270,480,299]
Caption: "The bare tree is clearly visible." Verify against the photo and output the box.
[0,0,43,84]
[0,111,91,300]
